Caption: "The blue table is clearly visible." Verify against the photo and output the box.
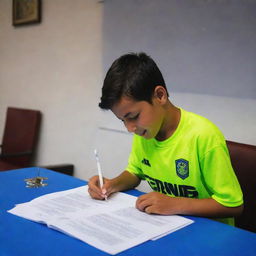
[1,168,256,256]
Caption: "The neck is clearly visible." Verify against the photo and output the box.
[155,102,181,141]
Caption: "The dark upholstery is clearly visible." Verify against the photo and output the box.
[41,164,74,176]
[0,160,19,171]
[226,140,256,233]
[0,107,41,171]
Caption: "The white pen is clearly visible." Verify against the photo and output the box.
[94,149,107,200]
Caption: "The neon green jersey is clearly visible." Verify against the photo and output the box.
[126,108,243,225]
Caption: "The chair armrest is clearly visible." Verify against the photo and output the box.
[40,164,74,176]
[0,151,32,158]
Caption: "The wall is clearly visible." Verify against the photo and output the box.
[103,0,256,99]
[0,0,255,193]
[0,0,105,182]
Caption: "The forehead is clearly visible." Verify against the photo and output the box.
[111,97,148,119]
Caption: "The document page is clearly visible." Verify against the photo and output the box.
[8,186,193,255]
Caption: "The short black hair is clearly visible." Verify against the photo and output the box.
[99,52,168,109]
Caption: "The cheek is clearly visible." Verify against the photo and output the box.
[150,110,164,131]
[139,116,151,127]
[139,109,159,128]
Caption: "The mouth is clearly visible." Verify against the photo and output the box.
[137,129,146,137]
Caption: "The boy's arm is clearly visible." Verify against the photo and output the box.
[88,170,141,200]
[136,192,243,218]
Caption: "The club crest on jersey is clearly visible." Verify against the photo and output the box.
[175,159,189,180]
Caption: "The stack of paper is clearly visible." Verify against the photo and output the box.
[8,186,193,255]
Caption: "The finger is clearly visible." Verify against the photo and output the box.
[136,197,152,212]
[101,186,107,195]
[101,179,116,198]
[88,176,101,191]
[88,187,105,200]
[136,193,152,206]
[88,176,104,198]
[137,193,149,202]
[88,175,101,186]
[144,205,156,214]
[90,177,115,200]
[136,194,148,206]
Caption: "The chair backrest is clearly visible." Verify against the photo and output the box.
[1,107,41,167]
[226,140,256,233]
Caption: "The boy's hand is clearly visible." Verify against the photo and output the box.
[88,171,141,200]
[88,175,114,200]
[136,192,180,215]
[136,192,244,217]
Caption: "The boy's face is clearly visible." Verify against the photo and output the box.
[111,89,167,140]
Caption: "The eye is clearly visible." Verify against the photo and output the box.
[128,113,139,121]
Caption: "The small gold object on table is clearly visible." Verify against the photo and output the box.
[24,167,48,188]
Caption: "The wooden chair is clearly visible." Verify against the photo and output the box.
[226,140,256,233]
[0,107,41,171]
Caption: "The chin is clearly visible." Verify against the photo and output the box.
[143,132,154,140]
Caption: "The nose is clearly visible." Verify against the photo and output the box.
[125,121,136,133]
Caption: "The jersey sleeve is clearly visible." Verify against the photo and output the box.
[200,144,243,207]
[126,135,145,179]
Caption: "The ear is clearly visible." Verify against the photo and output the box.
[153,86,168,104]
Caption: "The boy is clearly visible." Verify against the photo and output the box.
[88,52,243,225]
